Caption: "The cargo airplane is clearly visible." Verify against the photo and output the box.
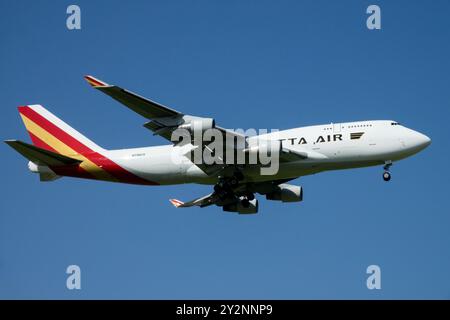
[5,76,431,214]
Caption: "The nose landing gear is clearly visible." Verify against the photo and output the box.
[383,161,392,182]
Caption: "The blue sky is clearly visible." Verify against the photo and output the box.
[1,0,449,299]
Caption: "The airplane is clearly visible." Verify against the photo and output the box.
[5,75,431,214]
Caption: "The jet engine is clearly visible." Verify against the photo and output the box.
[266,184,303,202]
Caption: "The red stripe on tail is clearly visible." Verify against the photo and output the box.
[18,106,157,185]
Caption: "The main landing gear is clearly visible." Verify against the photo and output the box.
[383,161,392,182]
[214,171,244,193]
[213,172,255,207]
[240,192,255,208]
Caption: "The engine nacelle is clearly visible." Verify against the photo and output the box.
[266,184,303,202]
[223,198,258,214]
[178,117,215,133]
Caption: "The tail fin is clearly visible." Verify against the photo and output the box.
[17,105,103,157]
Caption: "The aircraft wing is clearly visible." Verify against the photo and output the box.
[84,75,244,142]
[169,178,296,209]
[169,193,216,208]
[85,75,180,119]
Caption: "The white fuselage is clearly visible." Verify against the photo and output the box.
[103,120,431,185]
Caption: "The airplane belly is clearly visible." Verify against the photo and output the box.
[357,138,410,161]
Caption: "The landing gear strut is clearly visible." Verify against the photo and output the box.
[383,161,392,182]
[214,171,245,197]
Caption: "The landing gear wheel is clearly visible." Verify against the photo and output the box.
[246,193,255,201]
[229,177,239,187]
[383,171,391,182]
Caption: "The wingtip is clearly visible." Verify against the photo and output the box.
[169,199,184,208]
[84,75,109,87]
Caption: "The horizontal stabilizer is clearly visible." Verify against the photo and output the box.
[5,140,81,166]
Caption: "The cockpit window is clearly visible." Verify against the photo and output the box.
[391,122,401,126]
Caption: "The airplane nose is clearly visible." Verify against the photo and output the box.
[413,131,431,150]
